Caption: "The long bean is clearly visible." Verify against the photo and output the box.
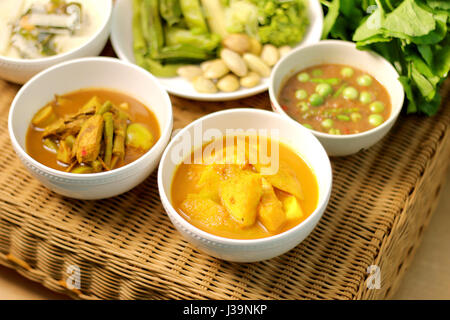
[103,112,114,167]
[112,111,129,161]
[96,101,112,115]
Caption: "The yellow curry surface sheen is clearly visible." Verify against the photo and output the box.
[171,136,319,240]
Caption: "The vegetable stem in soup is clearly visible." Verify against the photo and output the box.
[171,135,319,240]
[278,64,391,135]
[26,88,160,173]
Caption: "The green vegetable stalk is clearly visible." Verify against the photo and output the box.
[141,0,165,59]
[159,0,182,26]
[165,27,221,52]
[133,0,181,77]
[179,0,209,33]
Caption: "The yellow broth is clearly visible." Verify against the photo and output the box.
[171,136,319,240]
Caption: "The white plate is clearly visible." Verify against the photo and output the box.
[110,0,323,101]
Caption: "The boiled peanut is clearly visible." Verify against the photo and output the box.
[203,60,229,79]
[260,44,279,67]
[248,37,262,55]
[177,65,203,81]
[223,34,250,54]
[200,59,220,72]
[242,53,271,77]
[278,45,292,58]
[217,74,240,92]
[240,72,261,88]
[220,48,248,77]
[192,76,218,93]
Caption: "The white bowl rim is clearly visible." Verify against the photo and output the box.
[158,108,333,246]
[0,0,113,65]
[269,39,405,140]
[8,56,173,180]
[110,0,324,101]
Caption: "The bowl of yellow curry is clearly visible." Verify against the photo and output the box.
[158,109,332,262]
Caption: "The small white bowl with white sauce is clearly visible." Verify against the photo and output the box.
[0,0,112,84]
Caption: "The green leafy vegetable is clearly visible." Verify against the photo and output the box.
[321,0,450,116]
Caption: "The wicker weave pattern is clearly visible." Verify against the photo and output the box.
[0,78,449,300]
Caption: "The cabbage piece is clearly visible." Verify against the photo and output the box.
[225,0,259,38]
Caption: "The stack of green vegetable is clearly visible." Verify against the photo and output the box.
[321,0,450,116]
[132,0,310,78]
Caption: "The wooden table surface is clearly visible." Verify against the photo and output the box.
[1,168,448,300]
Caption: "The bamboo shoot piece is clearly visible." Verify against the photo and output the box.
[43,138,58,153]
[64,135,76,149]
[43,118,65,137]
[32,105,57,128]
[78,96,101,115]
[56,140,72,164]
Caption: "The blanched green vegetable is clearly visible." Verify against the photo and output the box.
[138,57,182,77]
[141,0,165,59]
[156,44,214,62]
[201,0,228,38]
[225,0,259,37]
[165,27,221,52]
[133,0,182,77]
[179,0,209,32]
[160,0,182,26]
[250,0,310,46]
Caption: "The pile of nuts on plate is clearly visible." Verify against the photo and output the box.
[176,34,292,93]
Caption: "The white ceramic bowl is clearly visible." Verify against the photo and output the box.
[110,0,323,101]
[269,40,405,157]
[0,0,113,84]
[158,109,332,262]
[9,57,173,200]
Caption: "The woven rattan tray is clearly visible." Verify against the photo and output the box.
[0,56,449,299]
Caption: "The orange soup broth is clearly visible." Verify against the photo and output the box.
[171,136,319,239]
